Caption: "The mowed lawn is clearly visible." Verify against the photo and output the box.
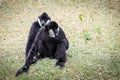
[0,0,120,80]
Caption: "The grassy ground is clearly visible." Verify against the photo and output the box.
[0,0,120,80]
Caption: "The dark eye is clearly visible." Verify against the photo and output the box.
[45,26,50,30]
[47,28,50,30]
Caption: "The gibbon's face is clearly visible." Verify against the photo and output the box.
[38,12,51,27]
[45,21,59,37]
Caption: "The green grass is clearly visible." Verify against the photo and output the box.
[0,0,120,80]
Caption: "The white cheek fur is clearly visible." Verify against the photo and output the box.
[48,29,55,37]
[37,18,42,27]
[46,20,51,25]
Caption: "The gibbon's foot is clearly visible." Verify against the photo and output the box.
[55,61,65,69]
[15,65,29,77]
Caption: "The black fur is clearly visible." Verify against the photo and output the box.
[26,12,51,58]
[15,21,69,77]
[27,21,69,66]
